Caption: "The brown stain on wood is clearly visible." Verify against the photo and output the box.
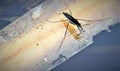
[0,48,22,64]
[0,33,37,64]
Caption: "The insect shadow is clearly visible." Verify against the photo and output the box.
[47,0,110,53]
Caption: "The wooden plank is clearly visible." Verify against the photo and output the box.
[0,0,118,71]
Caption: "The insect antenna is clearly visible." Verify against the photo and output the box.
[62,0,72,15]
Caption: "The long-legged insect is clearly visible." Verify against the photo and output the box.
[56,13,85,53]
[56,0,93,53]
[47,0,110,53]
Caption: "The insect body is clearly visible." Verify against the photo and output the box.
[63,12,85,34]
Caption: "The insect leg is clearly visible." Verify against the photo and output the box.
[62,0,72,15]
[46,19,68,23]
[77,26,82,34]
[56,22,69,53]
[75,25,85,38]
[77,17,111,22]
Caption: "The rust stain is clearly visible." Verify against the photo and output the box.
[1,48,22,64]
[62,20,80,39]
[0,42,33,64]
[0,38,39,66]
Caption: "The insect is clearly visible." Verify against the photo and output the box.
[47,0,110,53]
[57,12,86,53]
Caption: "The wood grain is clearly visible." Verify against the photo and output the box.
[0,0,118,71]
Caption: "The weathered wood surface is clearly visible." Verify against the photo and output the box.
[0,0,118,71]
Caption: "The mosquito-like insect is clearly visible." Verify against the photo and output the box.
[47,0,110,53]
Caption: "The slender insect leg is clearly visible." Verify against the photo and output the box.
[77,17,111,22]
[56,22,70,53]
[77,19,95,22]
[62,0,72,15]
[77,26,82,35]
[81,23,91,26]
[46,19,68,23]
[75,25,85,38]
